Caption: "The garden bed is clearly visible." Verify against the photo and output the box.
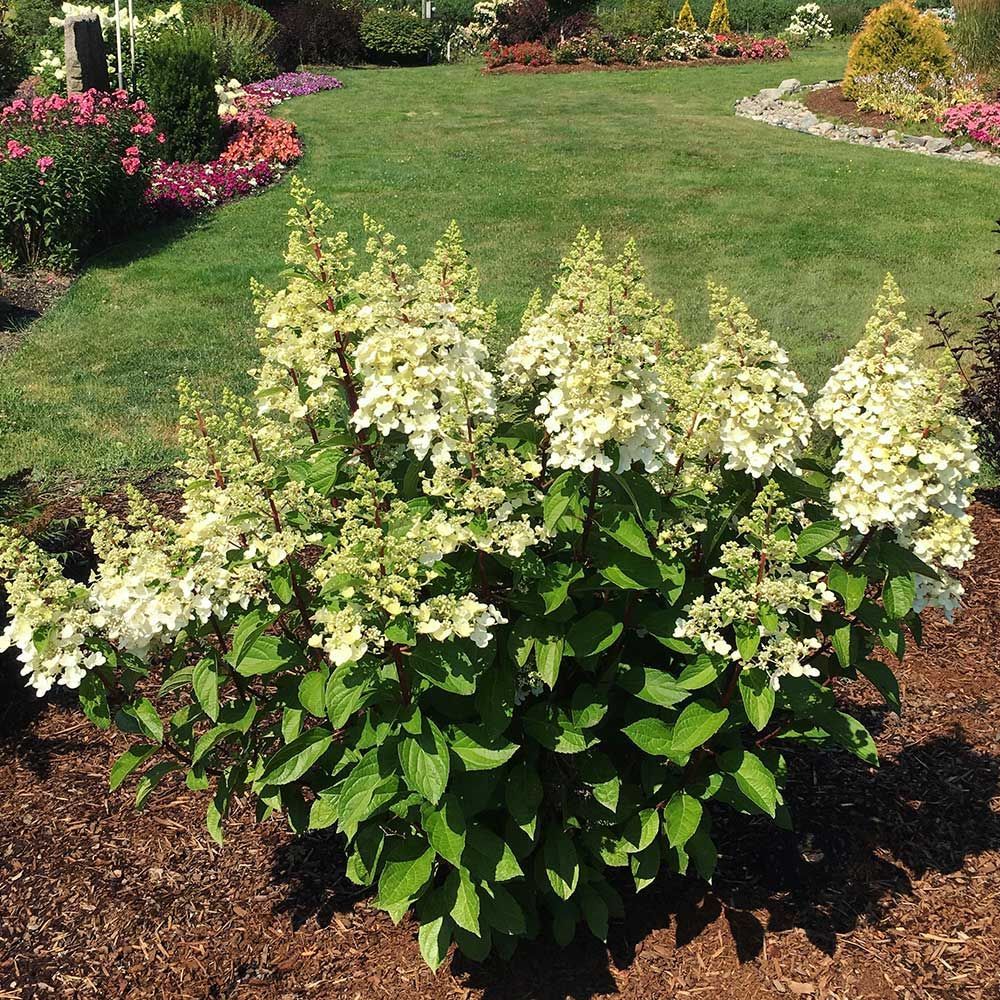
[483,53,770,74]
[1,496,997,999]
[802,82,898,129]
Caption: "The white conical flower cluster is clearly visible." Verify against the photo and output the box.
[692,284,812,479]
[813,276,979,619]
[503,231,677,475]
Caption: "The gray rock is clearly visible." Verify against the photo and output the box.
[64,13,109,94]
[960,143,975,153]
[757,88,784,101]
[855,126,878,139]
[815,121,835,135]
[797,112,819,129]
[925,137,952,153]
[902,134,927,148]
[777,78,801,95]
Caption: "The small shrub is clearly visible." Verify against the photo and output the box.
[0,90,160,265]
[677,0,699,30]
[824,1,874,33]
[272,0,364,67]
[951,0,1000,71]
[0,22,28,96]
[708,0,731,33]
[786,2,832,43]
[585,30,617,61]
[484,37,551,64]
[854,65,981,119]
[552,33,586,60]
[360,7,440,62]
[939,99,1000,146]
[598,0,673,37]
[495,0,555,42]
[196,0,279,83]
[843,0,953,99]
[616,34,645,61]
[930,228,1000,468]
[0,181,981,970]
[143,26,220,163]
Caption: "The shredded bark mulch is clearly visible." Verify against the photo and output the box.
[1,505,998,1000]
[0,270,73,355]
[802,85,900,131]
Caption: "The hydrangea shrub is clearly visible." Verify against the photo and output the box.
[0,183,980,969]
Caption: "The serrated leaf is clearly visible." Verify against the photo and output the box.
[719,749,777,817]
[256,727,333,787]
[883,572,915,620]
[828,563,868,614]
[622,716,675,758]
[447,869,481,934]
[399,718,450,804]
[738,668,775,732]
[135,761,180,809]
[463,822,523,882]
[796,520,846,557]
[671,699,729,755]
[544,471,579,531]
[192,658,220,722]
[567,611,622,658]
[109,743,158,791]
[602,508,653,557]
[618,664,690,708]
[377,837,435,908]
[418,915,453,971]
[663,791,702,848]
[422,793,467,866]
[78,672,111,730]
[451,725,518,771]
[298,669,328,717]
[856,658,901,714]
[543,826,579,900]
[535,635,564,688]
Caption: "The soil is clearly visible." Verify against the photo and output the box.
[802,85,902,131]
[1,502,998,1000]
[0,269,73,355]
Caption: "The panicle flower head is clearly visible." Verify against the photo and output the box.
[502,229,677,474]
[693,284,812,479]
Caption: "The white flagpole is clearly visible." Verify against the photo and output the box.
[127,0,136,90]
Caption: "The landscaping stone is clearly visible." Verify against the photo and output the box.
[734,81,1000,167]
[64,13,109,94]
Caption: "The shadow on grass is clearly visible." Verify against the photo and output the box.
[269,730,1000,1000]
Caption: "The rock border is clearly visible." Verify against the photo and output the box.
[734,79,1000,166]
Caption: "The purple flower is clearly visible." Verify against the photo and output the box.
[243,72,344,105]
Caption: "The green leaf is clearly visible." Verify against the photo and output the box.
[447,869,481,935]
[738,668,775,732]
[109,744,158,791]
[480,883,526,936]
[535,635,564,689]
[133,698,164,743]
[463,822,523,881]
[539,563,584,614]
[505,761,544,826]
[451,725,518,771]
[135,761,180,809]
[630,838,661,892]
[325,661,370,728]
[818,708,879,765]
[523,704,594,754]
[345,823,385,886]
[623,808,660,852]
[618,664,690,708]
[856,658,901,714]
[228,606,276,668]
[883,572,915,620]
[399,718,450,804]
[234,634,303,677]
[543,826,579,900]
[622,716,675,758]
[78,672,110,730]
[566,611,622,658]
[828,563,867,614]
[192,658,220,722]
[675,655,727,691]
[663,791,702,849]
[298,669,328,717]
[544,471,579,531]
[410,640,482,695]
[256,728,333,787]
[719,749,777,817]
[377,837,435,908]
[578,884,609,941]
[796,520,846,557]
[602,508,653,557]
[422,794,467,866]
[671,699,729,756]
[687,822,718,881]
[418,915,453,971]
[880,540,940,581]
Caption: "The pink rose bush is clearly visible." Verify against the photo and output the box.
[939,102,1000,149]
[0,89,159,265]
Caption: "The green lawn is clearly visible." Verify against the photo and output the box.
[2,40,997,488]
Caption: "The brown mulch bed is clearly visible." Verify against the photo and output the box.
[802,85,900,130]
[1,505,998,999]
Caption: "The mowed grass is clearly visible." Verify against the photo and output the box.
[2,40,997,487]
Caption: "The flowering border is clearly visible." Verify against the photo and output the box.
[146,71,344,215]
[734,80,1000,167]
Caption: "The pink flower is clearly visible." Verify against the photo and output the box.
[6,139,30,159]
[36,155,54,173]
[121,155,141,175]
